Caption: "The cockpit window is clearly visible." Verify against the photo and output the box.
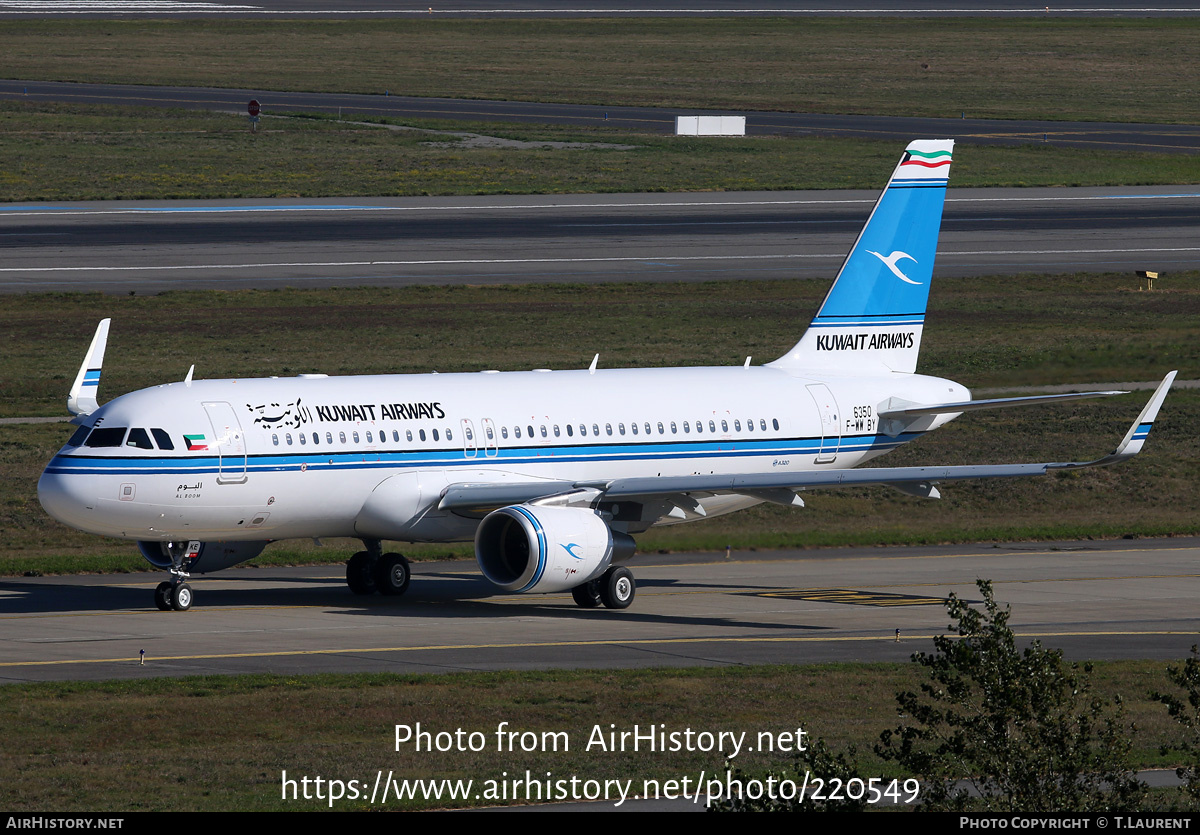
[151,428,174,450]
[68,425,91,446]
[84,427,127,447]
[125,428,154,449]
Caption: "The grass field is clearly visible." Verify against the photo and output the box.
[3,101,1198,202]
[3,275,1197,572]
[3,19,1200,124]
[4,18,1200,201]
[0,662,1189,811]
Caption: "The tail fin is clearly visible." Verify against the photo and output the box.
[769,139,953,375]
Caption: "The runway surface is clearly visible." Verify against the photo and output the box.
[5,79,1199,154]
[3,187,1199,292]
[2,0,1198,17]
[2,537,1198,684]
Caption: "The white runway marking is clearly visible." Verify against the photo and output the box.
[4,5,1198,14]
[2,191,1198,219]
[2,247,1199,274]
[0,0,258,8]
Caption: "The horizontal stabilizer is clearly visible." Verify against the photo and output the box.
[67,319,110,417]
[878,389,1128,420]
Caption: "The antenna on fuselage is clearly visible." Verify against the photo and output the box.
[67,319,111,417]
[184,365,194,387]
[589,353,600,375]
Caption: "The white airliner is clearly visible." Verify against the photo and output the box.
[38,140,1175,613]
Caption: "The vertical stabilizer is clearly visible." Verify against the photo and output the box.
[67,318,110,416]
[769,139,953,374]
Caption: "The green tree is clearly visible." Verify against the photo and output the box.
[1152,645,1200,806]
[877,579,1145,811]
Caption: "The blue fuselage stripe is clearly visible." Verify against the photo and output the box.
[45,433,921,476]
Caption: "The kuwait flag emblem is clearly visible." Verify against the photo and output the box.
[184,434,208,451]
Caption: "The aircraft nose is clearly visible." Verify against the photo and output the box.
[37,461,97,531]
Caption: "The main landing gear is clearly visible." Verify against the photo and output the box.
[571,566,635,610]
[346,540,411,598]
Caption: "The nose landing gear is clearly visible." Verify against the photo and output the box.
[151,541,195,611]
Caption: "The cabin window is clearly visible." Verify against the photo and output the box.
[419,430,426,442]
[286,433,293,445]
[486,426,494,440]
[605,423,613,436]
[327,432,334,444]
[501,426,508,439]
[592,424,600,436]
[312,432,320,445]
[552,425,560,437]
[85,427,127,448]
[566,424,573,437]
[695,421,703,434]
[683,421,690,434]
[773,418,780,430]
[466,426,474,441]
[528,425,534,438]
[630,422,637,435]
[721,420,728,432]
[151,428,174,450]
[579,424,586,437]
[709,420,716,433]
[393,430,400,442]
[339,431,347,443]
[760,419,767,431]
[353,432,360,443]
[366,431,373,443]
[272,434,279,446]
[670,421,677,434]
[433,429,440,441]
[734,420,741,432]
[540,425,548,438]
[446,429,453,441]
[618,423,626,435]
[126,428,154,449]
[747,419,754,432]
[514,426,521,439]
[406,430,413,442]
[299,433,307,445]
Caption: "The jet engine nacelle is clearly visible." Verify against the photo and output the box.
[137,540,269,573]
[475,505,635,594]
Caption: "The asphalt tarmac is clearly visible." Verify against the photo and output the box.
[2,0,1199,17]
[3,537,1198,684]
[3,186,1198,292]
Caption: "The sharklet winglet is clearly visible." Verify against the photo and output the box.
[67,319,110,416]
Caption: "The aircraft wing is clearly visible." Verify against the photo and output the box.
[601,371,1175,504]
[436,372,1175,515]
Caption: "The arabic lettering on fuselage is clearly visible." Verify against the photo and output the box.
[247,399,311,429]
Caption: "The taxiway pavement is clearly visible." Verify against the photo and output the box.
[3,187,1199,292]
[3,537,1198,684]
